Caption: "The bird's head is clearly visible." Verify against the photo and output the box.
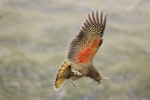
[93,72,103,84]
[96,75,109,84]
[87,65,103,84]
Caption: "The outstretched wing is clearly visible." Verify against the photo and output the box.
[67,11,106,64]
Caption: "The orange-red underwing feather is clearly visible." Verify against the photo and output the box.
[67,11,106,64]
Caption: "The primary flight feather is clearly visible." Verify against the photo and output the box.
[54,11,106,91]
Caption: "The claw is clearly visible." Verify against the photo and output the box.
[72,70,82,76]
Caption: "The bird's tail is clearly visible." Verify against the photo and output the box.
[53,77,66,91]
[53,61,69,91]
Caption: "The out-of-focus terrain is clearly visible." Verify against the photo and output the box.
[0,0,150,100]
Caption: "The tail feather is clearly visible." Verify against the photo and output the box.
[53,77,66,91]
[53,60,70,91]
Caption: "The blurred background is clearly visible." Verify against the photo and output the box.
[0,0,150,100]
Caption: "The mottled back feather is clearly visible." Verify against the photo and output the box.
[67,11,106,64]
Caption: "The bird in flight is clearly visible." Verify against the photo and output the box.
[53,11,106,91]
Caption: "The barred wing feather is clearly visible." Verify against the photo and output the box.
[67,11,106,64]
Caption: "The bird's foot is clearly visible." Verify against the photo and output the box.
[72,70,82,76]
[69,79,79,88]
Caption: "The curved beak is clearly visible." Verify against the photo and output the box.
[98,80,102,85]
